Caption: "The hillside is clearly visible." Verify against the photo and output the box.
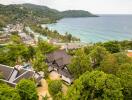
[0,3,97,26]
[61,10,97,17]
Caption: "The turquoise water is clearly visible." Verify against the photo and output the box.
[46,15,132,43]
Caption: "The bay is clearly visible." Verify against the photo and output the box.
[46,15,132,43]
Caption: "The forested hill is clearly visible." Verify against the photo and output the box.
[61,10,97,17]
[0,3,97,25]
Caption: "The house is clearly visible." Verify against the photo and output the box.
[46,50,74,84]
[0,64,43,87]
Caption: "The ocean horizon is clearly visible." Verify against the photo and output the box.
[45,15,132,43]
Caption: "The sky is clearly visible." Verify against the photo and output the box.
[0,0,132,14]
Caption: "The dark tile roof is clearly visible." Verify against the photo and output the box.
[0,64,13,80]
[58,68,73,79]
[46,50,72,67]
[13,71,34,83]
[46,50,73,80]
[56,55,72,67]
[46,50,67,62]
[0,64,43,87]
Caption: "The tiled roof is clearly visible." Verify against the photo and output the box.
[58,68,73,79]
[46,50,72,66]
[0,64,43,87]
[46,50,67,62]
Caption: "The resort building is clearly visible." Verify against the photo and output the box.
[46,50,74,84]
[0,64,43,87]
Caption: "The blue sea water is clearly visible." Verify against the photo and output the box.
[46,15,132,43]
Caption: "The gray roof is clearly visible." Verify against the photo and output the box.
[13,71,35,83]
[0,64,13,80]
[46,50,72,67]
[46,50,73,80]
[56,55,72,67]
[58,68,73,79]
[0,64,43,87]
[46,50,67,62]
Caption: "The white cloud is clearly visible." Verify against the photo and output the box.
[0,0,132,14]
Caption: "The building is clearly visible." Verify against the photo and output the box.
[46,50,74,84]
[0,64,43,87]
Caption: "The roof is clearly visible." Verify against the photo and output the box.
[0,64,43,87]
[46,50,68,62]
[58,68,73,79]
[56,55,72,67]
[46,50,72,67]
[0,64,13,80]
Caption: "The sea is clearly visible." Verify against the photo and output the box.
[45,15,132,43]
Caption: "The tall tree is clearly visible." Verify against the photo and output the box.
[37,40,57,54]
[48,80,62,99]
[116,63,132,100]
[32,50,48,77]
[89,46,109,68]
[100,54,119,74]
[68,49,92,79]
[102,41,121,53]
[16,79,38,100]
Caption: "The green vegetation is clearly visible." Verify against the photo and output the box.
[67,40,132,99]
[62,10,98,18]
[48,80,63,99]
[68,49,92,79]
[66,71,123,100]
[0,3,96,28]
[30,24,80,42]
[0,83,21,100]
[0,33,132,100]
[1,3,132,100]
[16,79,38,100]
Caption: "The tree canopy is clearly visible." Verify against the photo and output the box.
[0,83,20,100]
[66,71,123,100]
[16,79,38,100]
[48,80,62,99]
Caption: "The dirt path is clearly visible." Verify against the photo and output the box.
[49,71,61,80]
[37,71,68,100]
[37,79,52,100]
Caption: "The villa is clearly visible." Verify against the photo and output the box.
[0,64,43,87]
[46,50,74,84]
